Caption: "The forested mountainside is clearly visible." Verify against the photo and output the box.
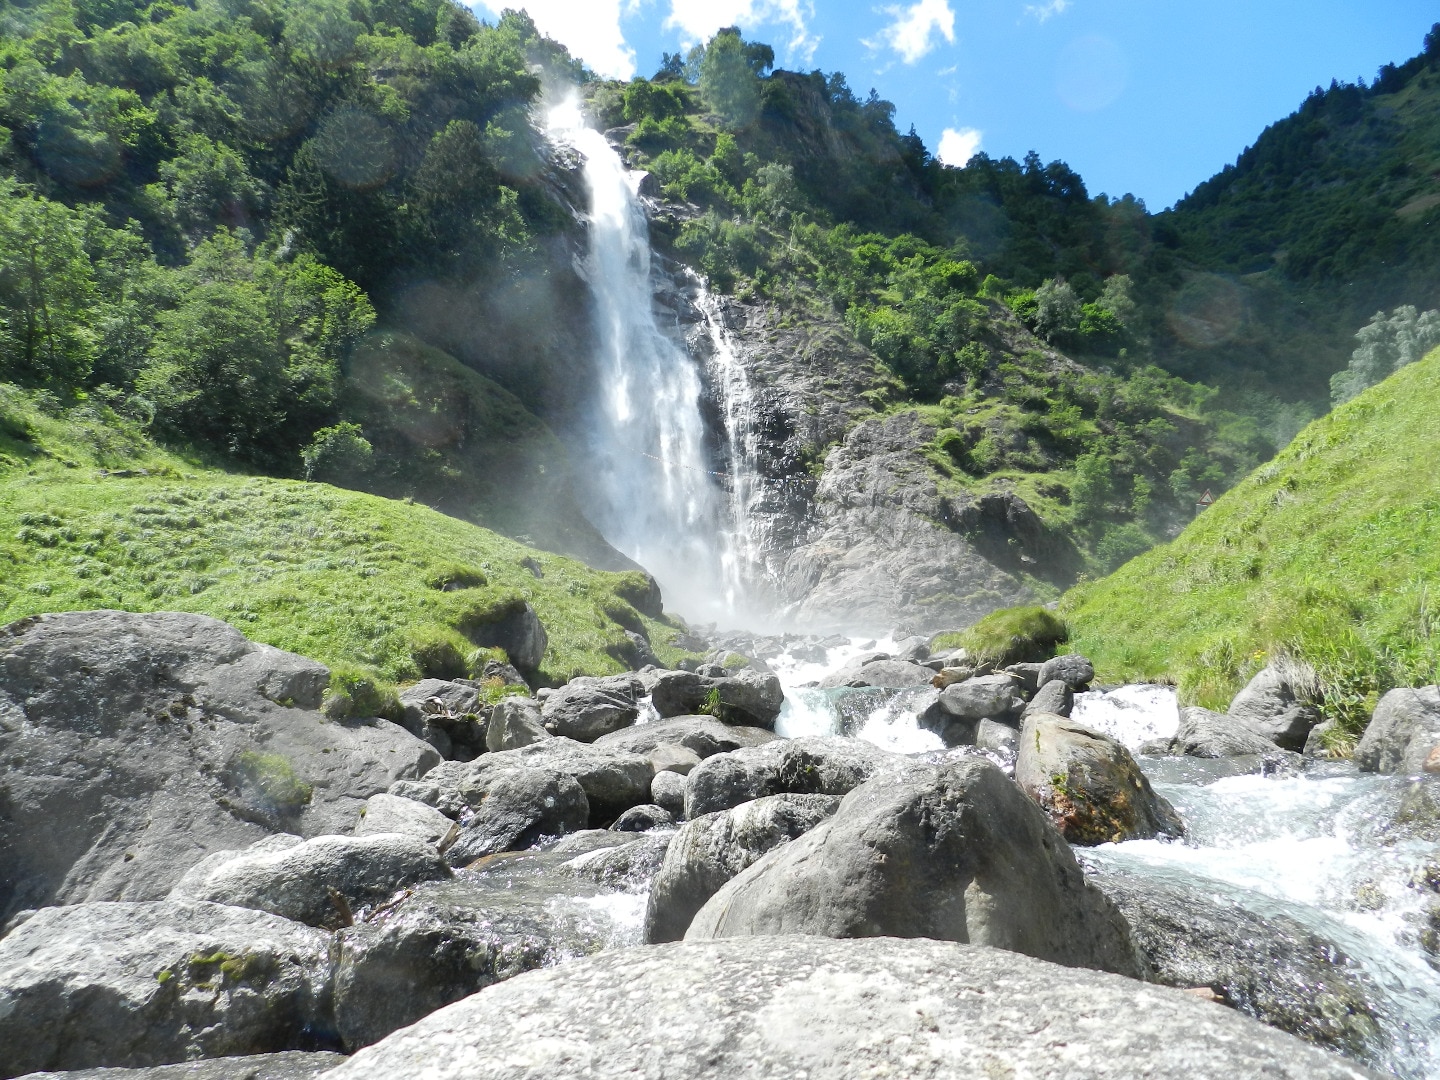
[1,0,1437,614]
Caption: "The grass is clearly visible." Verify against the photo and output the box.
[1061,347,1440,744]
[931,605,1069,666]
[0,385,696,689]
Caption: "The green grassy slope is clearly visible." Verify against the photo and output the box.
[0,385,687,689]
[1061,348,1440,742]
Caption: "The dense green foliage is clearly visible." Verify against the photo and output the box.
[0,0,585,474]
[1062,348,1440,746]
[931,605,1069,667]
[0,382,694,687]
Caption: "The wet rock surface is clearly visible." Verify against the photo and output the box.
[1016,713,1184,844]
[332,832,661,1050]
[12,1052,343,1080]
[321,936,1377,1080]
[1082,860,1387,1060]
[0,611,439,923]
[686,759,1145,978]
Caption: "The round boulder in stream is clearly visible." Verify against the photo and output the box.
[322,937,1380,1080]
[686,758,1145,979]
[1016,713,1184,844]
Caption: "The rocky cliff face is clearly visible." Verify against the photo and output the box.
[660,255,1074,633]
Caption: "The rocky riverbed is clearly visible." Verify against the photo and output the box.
[4,610,1440,1079]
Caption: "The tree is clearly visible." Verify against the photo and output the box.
[1071,452,1114,522]
[1330,305,1440,405]
[0,183,99,388]
[1033,278,1081,342]
[699,30,761,128]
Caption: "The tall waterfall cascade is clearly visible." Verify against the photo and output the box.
[543,96,769,622]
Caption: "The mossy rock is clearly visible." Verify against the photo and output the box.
[936,605,1068,667]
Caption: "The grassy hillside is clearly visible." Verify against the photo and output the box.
[0,384,690,690]
[1061,347,1440,744]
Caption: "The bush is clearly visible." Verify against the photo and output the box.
[323,663,399,720]
[230,751,312,815]
[410,634,468,679]
[301,422,372,482]
[1094,522,1152,572]
[948,605,1069,666]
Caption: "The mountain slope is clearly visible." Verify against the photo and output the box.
[0,385,683,686]
[1060,347,1440,742]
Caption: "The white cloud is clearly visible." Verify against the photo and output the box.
[665,0,818,63]
[1025,0,1071,23]
[865,0,955,65]
[473,0,637,79]
[936,126,982,166]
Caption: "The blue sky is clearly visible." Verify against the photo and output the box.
[474,1,1438,210]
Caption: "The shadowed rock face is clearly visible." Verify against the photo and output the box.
[318,936,1383,1080]
[0,611,440,924]
[1081,859,1388,1062]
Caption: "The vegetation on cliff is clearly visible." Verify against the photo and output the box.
[1061,348,1440,745]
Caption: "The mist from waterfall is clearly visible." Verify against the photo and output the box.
[542,95,747,622]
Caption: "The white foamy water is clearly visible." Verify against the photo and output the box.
[1088,769,1440,1078]
[542,96,746,621]
[1071,683,1180,749]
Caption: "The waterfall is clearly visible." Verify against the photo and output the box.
[693,280,768,600]
[542,96,742,620]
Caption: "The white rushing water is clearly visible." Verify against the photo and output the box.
[543,96,744,621]
[759,643,1440,1076]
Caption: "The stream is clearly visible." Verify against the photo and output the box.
[763,635,1440,1077]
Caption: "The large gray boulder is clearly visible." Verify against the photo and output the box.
[816,657,934,690]
[1081,860,1387,1063]
[686,759,1145,979]
[332,835,663,1050]
[540,675,643,742]
[645,794,842,943]
[1016,714,1184,844]
[353,794,452,845]
[0,901,333,1078]
[394,738,654,835]
[1022,678,1074,719]
[169,833,451,929]
[1228,665,1323,752]
[1039,653,1095,691]
[593,716,776,758]
[684,736,901,819]
[648,669,785,729]
[937,673,1025,719]
[319,937,1377,1080]
[649,771,687,817]
[1170,706,1278,758]
[11,1052,342,1080]
[484,697,550,752]
[442,767,589,865]
[1356,686,1440,774]
[0,611,440,924]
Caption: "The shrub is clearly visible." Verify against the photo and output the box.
[302,423,373,482]
[324,663,399,720]
[949,605,1069,666]
[230,751,312,815]
[410,634,468,680]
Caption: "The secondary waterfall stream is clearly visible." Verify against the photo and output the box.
[543,97,751,621]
